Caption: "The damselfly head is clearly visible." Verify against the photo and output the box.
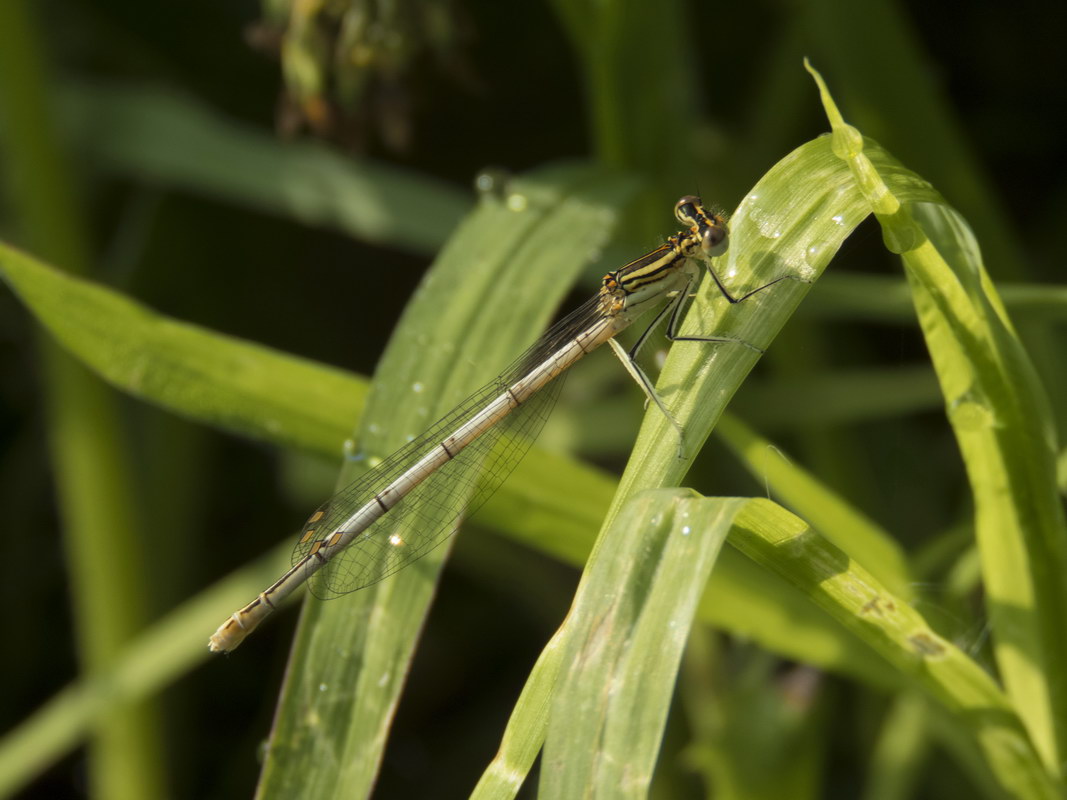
[674,196,729,258]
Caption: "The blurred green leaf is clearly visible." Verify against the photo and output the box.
[0,4,165,799]
[60,83,470,255]
[0,541,293,799]
[716,413,913,600]
[738,365,942,430]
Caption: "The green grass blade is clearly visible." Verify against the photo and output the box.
[809,61,1067,775]
[540,490,736,798]
[256,165,639,799]
[59,83,470,255]
[731,499,1058,799]
[0,240,368,456]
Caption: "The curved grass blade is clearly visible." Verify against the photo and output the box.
[731,499,1059,800]
[809,60,1067,775]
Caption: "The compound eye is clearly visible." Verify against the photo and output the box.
[674,195,701,225]
[702,224,728,257]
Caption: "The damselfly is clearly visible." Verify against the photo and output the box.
[209,196,782,652]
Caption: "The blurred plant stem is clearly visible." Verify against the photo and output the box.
[0,3,166,799]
